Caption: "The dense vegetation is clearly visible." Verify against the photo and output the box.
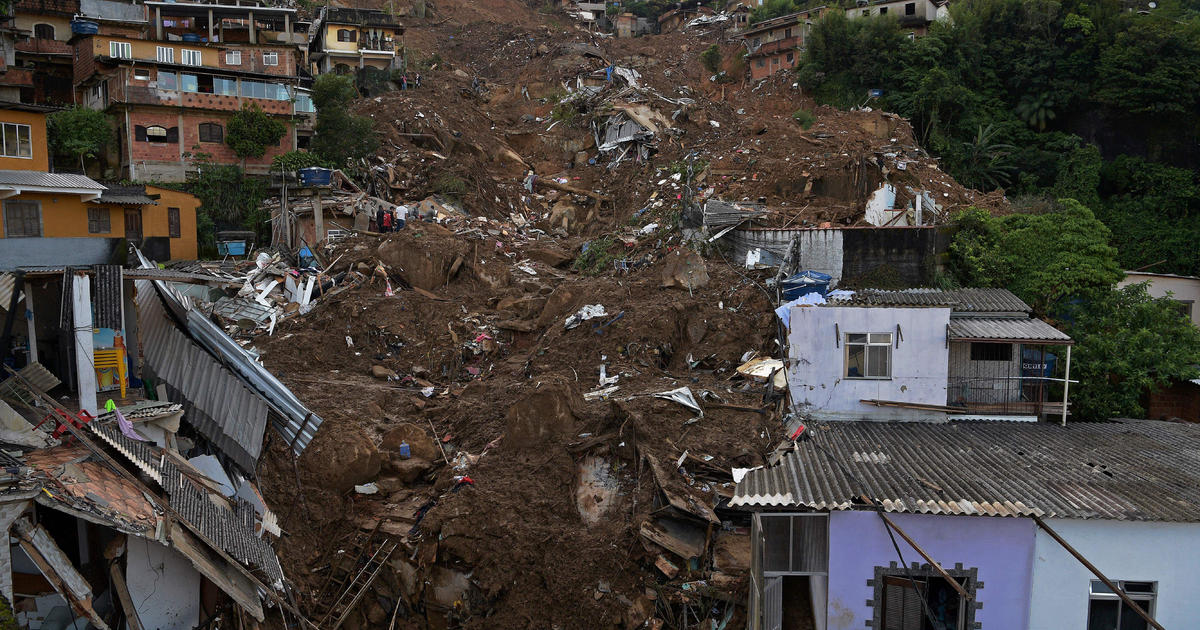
[46,106,111,173]
[798,0,1200,276]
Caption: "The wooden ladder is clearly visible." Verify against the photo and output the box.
[319,536,398,629]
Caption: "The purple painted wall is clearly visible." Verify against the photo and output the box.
[826,511,1035,630]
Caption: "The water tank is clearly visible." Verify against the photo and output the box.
[298,167,332,187]
[182,33,202,42]
[71,20,100,35]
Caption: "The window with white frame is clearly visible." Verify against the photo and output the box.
[845,333,892,379]
[0,123,32,158]
[1088,581,1156,630]
[181,49,202,66]
[133,68,151,81]
[226,50,241,65]
[109,41,132,59]
[3,200,41,237]
[262,51,279,66]
[156,46,174,63]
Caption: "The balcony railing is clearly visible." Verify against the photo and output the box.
[946,376,1068,417]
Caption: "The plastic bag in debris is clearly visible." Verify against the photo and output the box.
[653,387,703,416]
[565,304,608,329]
[774,293,827,328]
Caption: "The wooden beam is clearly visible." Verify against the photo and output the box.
[1032,515,1163,630]
[875,510,973,602]
[109,562,145,630]
[532,176,611,202]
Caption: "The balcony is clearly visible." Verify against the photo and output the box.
[946,376,1068,417]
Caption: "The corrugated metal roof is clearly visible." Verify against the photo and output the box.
[827,288,1031,313]
[0,170,104,190]
[948,317,1071,343]
[0,273,17,309]
[134,277,269,471]
[93,265,122,330]
[731,419,1200,521]
[135,248,322,458]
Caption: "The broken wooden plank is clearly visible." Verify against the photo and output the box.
[639,516,706,562]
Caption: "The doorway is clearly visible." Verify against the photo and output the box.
[124,207,142,241]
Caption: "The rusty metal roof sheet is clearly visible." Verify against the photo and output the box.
[827,288,1032,313]
[948,317,1072,344]
[731,419,1200,521]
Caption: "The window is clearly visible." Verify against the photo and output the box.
[0,123,32,158]
[294,91,315,113]
[862,8,870,15]
[168,207,181,238]
[970,342,1013,362]
[337,28,357,42]
[135,125,178,143]
[226,50,241,65]
[33,23,54,39]
[845,333,891,379]
[784,27,792,38]
[109,41,132,59]
[156,46,175,63]
[786,51,794,63]
[240,79,288,100]
[879,573,971,630]
[1173,300,1193,320]
[262,51,279,66]
[756,58,764,68]
[879,6,888,13]
[198,122,223,143]
[759,514,828,575]
[905,2,916,14]
[3,201,41,237]
[159,71,177,90]
[1088,581,1156,630]
[88,207,110,234]
[133,68,151,81]
[181,48,202,66]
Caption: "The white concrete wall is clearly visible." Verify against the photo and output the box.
[1029,519,1200,630]
[787,306,950,420]
[1118,273,1200,327]
[126,537,201,630]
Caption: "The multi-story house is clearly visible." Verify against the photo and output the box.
[4,0,79,105]
[309,7,404,76]
[740,7,830,80]
[0,100,200,266]
[72,0,315,181]
[847,0,951,37]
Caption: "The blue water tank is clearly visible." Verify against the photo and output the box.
[71,20,99,35]
[182,33,202,42]
[298,167,332,187]
[781,270,833,301]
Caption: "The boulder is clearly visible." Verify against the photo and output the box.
[660,248,710,290]
[380,422,440,461]
[505,383,584,447]
[525,245,573,268]
[315,429,383,494]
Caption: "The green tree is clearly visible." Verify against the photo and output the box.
[187,153,269,247]
[46,106,112,172]
[699,44,722,74]
[311,74,379,167]
[1062,284,1200,420]
[955,124,1016,191]
[226,103,287,165]
[797,12,907,107]
[948,200,1122,313]
[749,0,797,24]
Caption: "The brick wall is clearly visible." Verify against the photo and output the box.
[123,107,293,181]
[217,46,296,77]
[1146,381,1200,422]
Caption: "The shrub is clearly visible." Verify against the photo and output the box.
[700,44,722,74]
[792,108,816,129]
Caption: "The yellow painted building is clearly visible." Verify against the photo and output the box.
[313,8,403,74]
[0,101,201,267]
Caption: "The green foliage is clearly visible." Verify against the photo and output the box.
[46,106,112,171]
[792,108,816,129]
[700,44,723,74]
[311,74,379,167]
[226,103,286,160]
[948,200,1122,313]
[795,0,1200,276]
[0,593,17,630]
[573,236,619,276]
[186,153,269,245]
[271,150,332,172]
[432,173,468,199]
[550,101,578,124]
[1062,284,1200,420]
[750,0,798,24]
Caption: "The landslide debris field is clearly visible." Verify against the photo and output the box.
[250,1,1002,628]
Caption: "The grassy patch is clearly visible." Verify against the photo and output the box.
[792,108,816,130]
[573,236,619,275]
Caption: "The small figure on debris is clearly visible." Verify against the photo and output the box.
[401,74,409,90]
[375,207,386,232]
[382,208,394,232]
[415,73,422,88]
[392,207,406,230]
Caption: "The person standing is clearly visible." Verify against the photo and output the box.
[415,73,422,88]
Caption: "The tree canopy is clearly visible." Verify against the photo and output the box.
[46,106,111,172]
[310,74,379,167]
[798,0,1200,276]
[226,104,287,160]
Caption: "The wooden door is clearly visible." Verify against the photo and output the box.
[124,207,142,241]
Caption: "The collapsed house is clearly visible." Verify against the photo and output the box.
[0,246,326,627]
